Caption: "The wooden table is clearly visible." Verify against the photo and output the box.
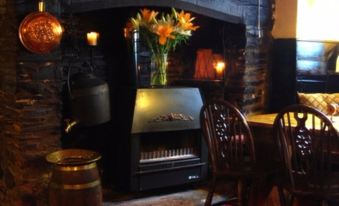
[246,112,339,164]
[247,113,278,128]
[247,113,339,130]
[245,113,280,161]
[246,113,339,206]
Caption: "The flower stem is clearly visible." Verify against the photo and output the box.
[150,53,168,86]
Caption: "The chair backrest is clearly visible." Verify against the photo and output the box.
[273,104,339,190]
[200,100,256,175]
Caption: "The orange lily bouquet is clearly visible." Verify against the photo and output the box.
[130,8,199,54]
[130,8,199,86]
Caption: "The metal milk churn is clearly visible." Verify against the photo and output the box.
[68,70,110,127]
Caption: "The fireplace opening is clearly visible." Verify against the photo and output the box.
[131,129,207,191]
[59,6,246,88]
[59,6,246,190]
[139,130,201,163]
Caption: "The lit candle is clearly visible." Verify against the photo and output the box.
[86,32,99,46]
[214,61,225,79]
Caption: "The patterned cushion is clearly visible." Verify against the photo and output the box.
[324,93,339,105]
[297,92,339,114]
[298,93,327,113]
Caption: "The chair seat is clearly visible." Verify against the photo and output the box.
[215,162,280,179]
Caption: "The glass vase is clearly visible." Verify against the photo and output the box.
[150,52,168,86]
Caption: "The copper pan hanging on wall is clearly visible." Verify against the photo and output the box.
[18,0,63,54]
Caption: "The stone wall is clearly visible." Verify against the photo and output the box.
[0,1,63,205]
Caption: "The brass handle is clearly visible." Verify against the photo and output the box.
[38,1,45,12]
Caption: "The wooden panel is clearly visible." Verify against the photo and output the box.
[269,39,297,112]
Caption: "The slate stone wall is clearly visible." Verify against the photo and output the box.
[0,1,62,205]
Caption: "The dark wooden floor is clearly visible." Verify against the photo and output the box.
[102,182,233,205]
[101,181,282,206]
[102,173,339,206]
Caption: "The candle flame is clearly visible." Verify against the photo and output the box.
[215,61,225,73]
[213,60,226,80]
[87,31,100,46]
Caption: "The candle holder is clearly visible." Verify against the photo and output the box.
[89,46,94,67]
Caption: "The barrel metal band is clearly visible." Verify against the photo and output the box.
[50,180,101,190]
[56,163,97,171]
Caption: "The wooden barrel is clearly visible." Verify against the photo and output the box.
[46,149,102,206]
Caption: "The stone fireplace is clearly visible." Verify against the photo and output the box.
[0,0,274,205]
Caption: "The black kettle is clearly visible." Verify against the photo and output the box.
[66,63,110,132]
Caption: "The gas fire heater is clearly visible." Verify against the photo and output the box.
[127,87,208,191]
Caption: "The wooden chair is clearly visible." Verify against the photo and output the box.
[273,104,339,206]
[200,100,277,206]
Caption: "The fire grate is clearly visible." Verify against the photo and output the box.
[140,147,197,163]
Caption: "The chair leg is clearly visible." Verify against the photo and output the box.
[277,186,286,206]
[205,177,217,206]
[288,195,294,206]
[321,200,328,206]
[239,179,253,206]
[237,180,246,206]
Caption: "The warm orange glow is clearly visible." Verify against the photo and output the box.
[123,28,128,38]
[123,22,133,38]
[214,61,225,79]
[87,32,99,46]
[297,0,339,41]
[272,0,297,38]
[53,23,63,35]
